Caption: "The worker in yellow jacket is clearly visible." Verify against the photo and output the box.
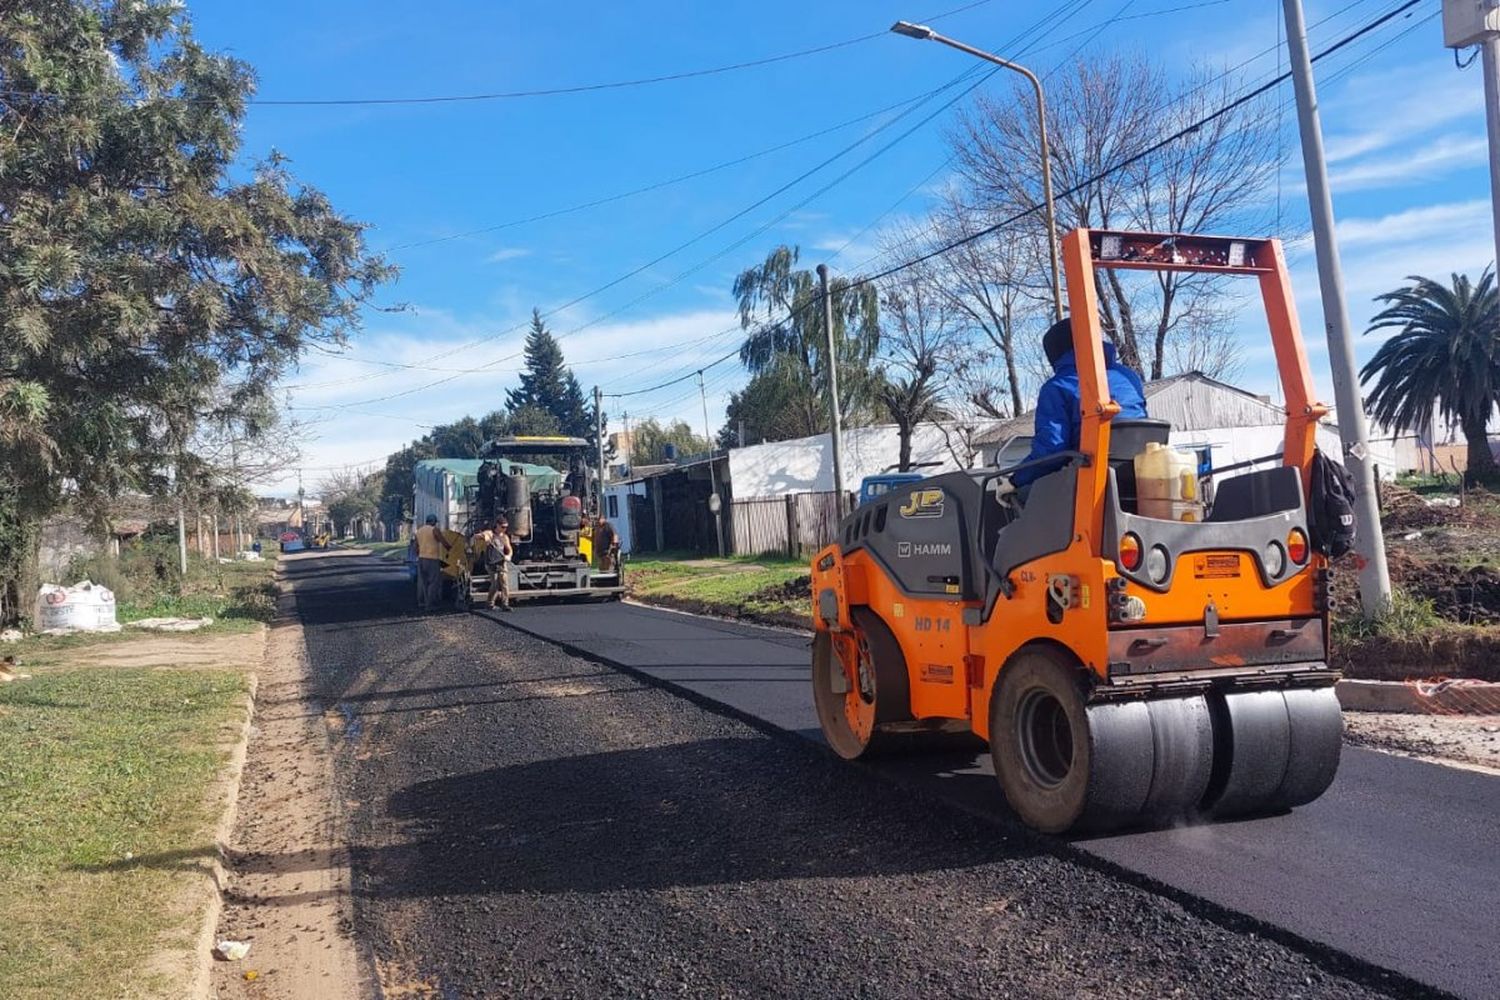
[414,514,449,611]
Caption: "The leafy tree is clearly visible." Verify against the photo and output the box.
[1361,271,1500,486]
[734,246,882,438]
[0,0,392,621]
[717,363,811,448]
[630,418,709,466]
[320,469,382,537]
[506,310,591,437]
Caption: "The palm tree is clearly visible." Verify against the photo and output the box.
[1361,270,1500,485]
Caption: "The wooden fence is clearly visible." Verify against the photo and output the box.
[729,491,845,559]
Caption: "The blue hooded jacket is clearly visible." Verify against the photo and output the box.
[1011,343,1148,487]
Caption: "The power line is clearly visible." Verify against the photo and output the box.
[380,90,944,254]
[845,0,1425,292]
[297,6,1078,408]
[0,1,995,108]
[610,0,1420,413]
[300,1,1087,396]
[492,0,1413,415]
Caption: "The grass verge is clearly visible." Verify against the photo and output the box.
[626,552,812,625]
[0,666,249,999]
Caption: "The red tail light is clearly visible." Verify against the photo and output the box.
[1287,528,1308,564]
[1119,533,1142,571]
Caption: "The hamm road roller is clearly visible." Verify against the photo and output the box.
[811,229,1345,833]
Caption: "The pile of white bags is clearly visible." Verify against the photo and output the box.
[34,580,120,634]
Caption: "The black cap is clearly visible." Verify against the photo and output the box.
[1043,316,1073,367]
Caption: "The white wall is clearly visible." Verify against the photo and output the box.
[603,481,647,555]
[729,421,1006,499]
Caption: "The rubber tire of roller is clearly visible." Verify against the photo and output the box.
[810,608,912,760]
[1202,687,1342,817]
[991,648,1154,834]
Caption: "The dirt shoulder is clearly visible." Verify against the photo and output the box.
[1343,712,1500,773]
[210,557,364,1000]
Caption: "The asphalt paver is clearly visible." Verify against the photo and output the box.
[289,555,1459,998]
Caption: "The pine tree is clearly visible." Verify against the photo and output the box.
[506,309,591,437]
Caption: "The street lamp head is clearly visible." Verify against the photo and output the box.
[890,20,934,40]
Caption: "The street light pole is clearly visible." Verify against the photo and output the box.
[817,263,849,516]
[1282,0,1391,616]
[891,20,1063,321]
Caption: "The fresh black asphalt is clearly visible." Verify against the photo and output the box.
[490,597,1499,1000]
[287,552,1489,998]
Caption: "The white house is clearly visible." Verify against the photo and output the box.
[728,419,1010,499]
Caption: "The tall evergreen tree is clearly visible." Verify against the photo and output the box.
[506,309,590,437]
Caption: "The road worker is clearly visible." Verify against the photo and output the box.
[472,516,514,611]
[414,513,449,611]
[593,517,619,572]
[1011,316,1148,490]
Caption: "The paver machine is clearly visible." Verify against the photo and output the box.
[811,229,1343,833]
[464,435,624,603]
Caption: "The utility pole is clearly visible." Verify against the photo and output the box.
[1283,0,1391,616]
[1443,1,1500,272]
[173,453,188,576]
[816,263,849,516]
[698,370,725,556]
[593,384,606,514]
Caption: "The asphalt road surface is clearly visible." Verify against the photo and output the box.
[290,552,1487,998]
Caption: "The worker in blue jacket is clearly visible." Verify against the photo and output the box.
[1011,316,1148,489]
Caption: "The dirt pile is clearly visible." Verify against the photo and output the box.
[1404,562,1500,625]
[753,574,812,604]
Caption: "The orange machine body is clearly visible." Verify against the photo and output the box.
[811,230,1332,743]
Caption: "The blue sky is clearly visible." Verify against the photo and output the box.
[184,1,1492,495]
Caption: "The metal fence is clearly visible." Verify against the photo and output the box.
[729,491,845,559]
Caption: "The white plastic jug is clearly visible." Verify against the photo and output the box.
[1134,442,1202,521]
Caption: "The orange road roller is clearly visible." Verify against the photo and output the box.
[811,229,1345,833]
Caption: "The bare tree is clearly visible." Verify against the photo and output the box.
[877,267,956,470]
[950,54,1277,380]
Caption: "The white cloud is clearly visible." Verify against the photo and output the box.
[1336,199,1491,247]
[268,305,748,494]
[485,246,532,263]
[1328,134,1488,192]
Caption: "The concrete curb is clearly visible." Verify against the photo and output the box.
[1337,677,1500,715]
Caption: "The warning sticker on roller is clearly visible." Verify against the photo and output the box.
[1193,554,1241,579]
[921,663,955,684]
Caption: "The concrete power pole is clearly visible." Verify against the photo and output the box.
[1444,1,1500,272]
[816,263,848,517]
[593,384,606,514]
[1283,0,1392,617]
[697,370,725,557]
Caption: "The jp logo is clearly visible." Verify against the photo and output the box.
[898,488,944,519]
